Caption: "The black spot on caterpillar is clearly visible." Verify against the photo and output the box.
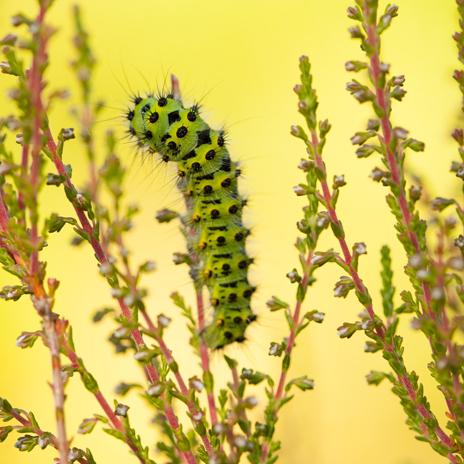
[127,92,256,349]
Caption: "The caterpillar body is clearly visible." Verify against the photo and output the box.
[126,92,256,349]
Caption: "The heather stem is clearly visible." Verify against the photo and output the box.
[62,341,148,461]
[27,5,69,462]
[363,5,434,321]
[140,310,214,457]
[260,251,313,463]
[196,291,219,426]
[43,130,198,464]
[309,128,454,450]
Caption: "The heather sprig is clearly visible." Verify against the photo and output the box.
[291,39,461,460]
[347,0,464,458]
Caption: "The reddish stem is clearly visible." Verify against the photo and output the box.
[141,310,214,457]
[261,251,314,463]
[26,6,69,463]
[196,291,219,425]
[311,125,454,450]
[364,7,434,321]
[44,131,198,464]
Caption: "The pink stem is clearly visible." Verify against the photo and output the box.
[27,6,69,463]
[311,127,454,449]
[44,131,198,464]
[363,6,434,321]
[261,251,314,463]
[196,291,219,425]
[141,311,214,457]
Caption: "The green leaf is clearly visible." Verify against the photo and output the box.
[82,372,99,394]
[102,428,126,442]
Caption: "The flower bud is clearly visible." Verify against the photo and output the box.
[158,314,171,328]
[293,185,306,196]
[114,403,130,417]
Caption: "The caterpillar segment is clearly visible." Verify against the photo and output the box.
[127,93,256,349]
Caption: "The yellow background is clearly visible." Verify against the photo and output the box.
[0,0,459,463]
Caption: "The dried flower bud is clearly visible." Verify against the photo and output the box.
[333,175,346,188]
[123,293,135,307]
[213,423,225,435]
[390,86,407,101]
[148,382,165,397]
[68,448,82,461]
[298,159,311,172]
[245,396,259,407]
[37,435,50,449]
[293,84,302,94]
[114,403,130,417]
[61,128,75,141]
[296,219,309,232]
[190,378,205,392]
[156,208,178,223]
[353,242,367,255]
[269,342,285,357]
[455,235,464,249]
[445,216,457,229]
[16,331,39,349]
[134,350,151,362]
[430,197,455,212]
[431,287,445,301]
[409,185,422,202]
[387,4,399,16]
[266,296,289,311]
[334,276,355,298]
[290,125,308,141]
[286,269,301,283]
[310,311,325,323]
[348,26,364,39]
[15,134,23,146]
[293,185,306,196]
[452,129,464,146]
[0,61,11,74]
[173,252,189,265]
[158,314,171,327]
[409,253,423,269]
[11,14,29,27]
[99,263,112,275]
[234,435,247,448]
[347,6,362,20]
[113,326,129,339]
[316,212,331,229]
[110,288,123,298]
[379,62,390,74]
[370,167,387,182]
[192,410,204,421]
[337,325,351,338]
[393,127,408,140]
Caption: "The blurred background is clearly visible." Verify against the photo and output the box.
[0,0,460,463]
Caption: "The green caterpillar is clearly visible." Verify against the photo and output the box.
[126,91,256,349]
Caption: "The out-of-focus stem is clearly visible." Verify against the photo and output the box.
[261,251,313,463]
[44,130,198,464]
[196,291,219,425]
[28,5,69,463]
[140,310,214,457]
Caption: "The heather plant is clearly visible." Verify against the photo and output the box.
[2,0,464,464]
[291,0,464,462]
[0,1,321,464]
